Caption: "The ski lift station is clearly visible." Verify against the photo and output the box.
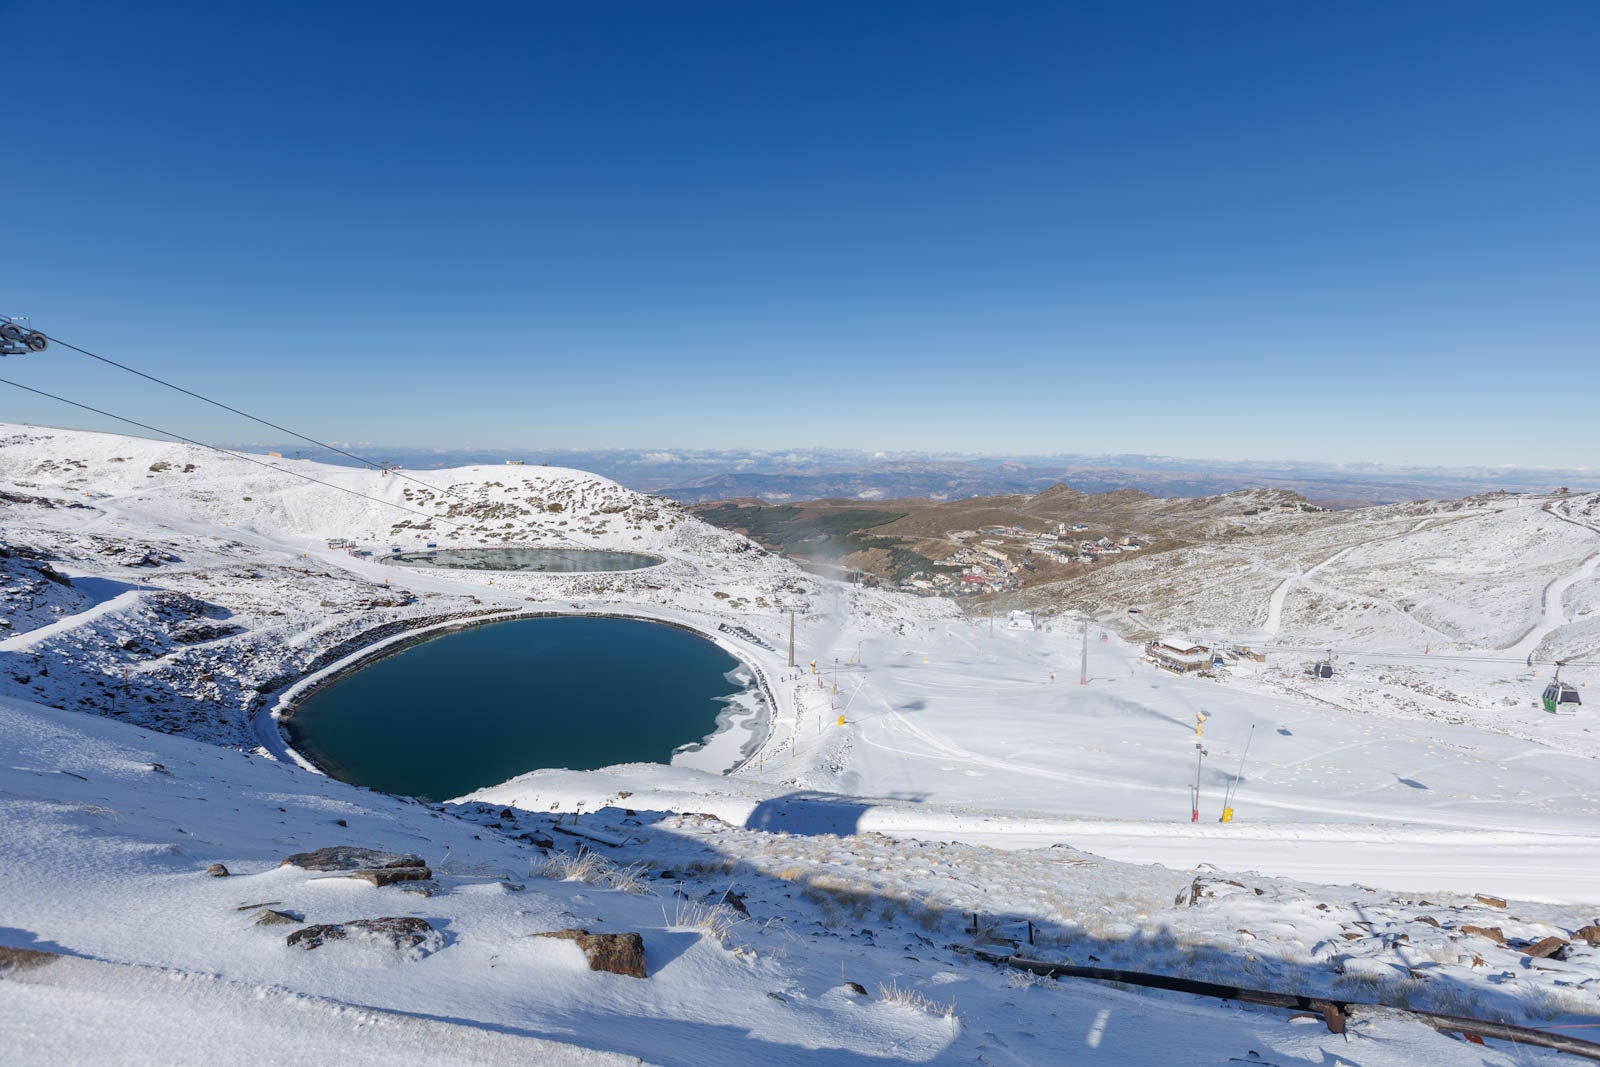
[1144,638,1210,674]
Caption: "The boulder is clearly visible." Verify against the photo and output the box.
[1573,924,1600,946]
[535,928,648,978]
[1522,936,1569,960]
[287,917,439,953]
[1461,925,1505,944]
[1474,894,1508,909]
[280,847,426,872]
[205,863,230,877]
[340,867,434,887]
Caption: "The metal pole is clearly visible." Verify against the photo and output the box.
[1222,724,1255,821]
[1079,616,1089,686]
[788,610,795,669]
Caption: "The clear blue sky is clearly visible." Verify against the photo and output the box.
[3,2,1596,466]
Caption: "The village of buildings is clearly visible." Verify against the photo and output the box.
[895,521,1144,597]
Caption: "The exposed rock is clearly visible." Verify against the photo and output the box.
[1474,894,1508,909]
[707,888,750,917]
[280,846,426,872]
[205,863,229,877]
[1461,925,1506,944]
[1414,915,1440,928]
[1522,936,1569,960]
[253,909,302,926]
[0,946,58,972]
[339,866,433,887]
[1573,924,1600,946]
[840,982,868,996]
[287,917,439,953]
[534,928,648,978]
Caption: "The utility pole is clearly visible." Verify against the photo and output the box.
[1079,616,1089,686]
[788,610,795,669]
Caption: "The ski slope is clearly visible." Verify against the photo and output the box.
[4,424,1600,1062]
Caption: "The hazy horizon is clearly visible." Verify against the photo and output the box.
[5,3,1598,466]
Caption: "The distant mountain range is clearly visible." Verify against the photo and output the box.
[231,444,1596,508]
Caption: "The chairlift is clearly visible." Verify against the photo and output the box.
[1542,663,1581,714]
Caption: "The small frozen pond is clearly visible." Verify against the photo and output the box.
[283,616,764,800]
[381,547,661,572]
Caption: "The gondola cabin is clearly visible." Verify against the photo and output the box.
[1542,682,1581,714]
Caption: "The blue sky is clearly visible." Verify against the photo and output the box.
[3,2,1596,466]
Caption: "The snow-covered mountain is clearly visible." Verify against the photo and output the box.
[4,423,1600,1065]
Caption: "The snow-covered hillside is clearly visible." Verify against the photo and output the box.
[5,423,1600,1064]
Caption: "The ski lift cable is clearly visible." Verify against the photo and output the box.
[0,375,488,534]
[22,326,577,538]
[7,326,593,550]
[1237,642,1600,670]
[34,328,432,486]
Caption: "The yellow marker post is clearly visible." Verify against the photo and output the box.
[837,714,845,727]
[1221,807,1234,823]
[1195,710,1207,737]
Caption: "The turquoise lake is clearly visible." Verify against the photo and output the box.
[284,616,748,801]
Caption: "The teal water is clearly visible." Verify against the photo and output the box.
[285,617,747,800]
[382,547,660,572]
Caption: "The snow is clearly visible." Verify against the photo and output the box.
[4,423,1600,1063]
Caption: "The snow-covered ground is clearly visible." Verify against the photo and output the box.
[4,423,1600,1064]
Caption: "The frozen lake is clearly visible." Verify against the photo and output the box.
[284,616,754,800]
[381,547,662,572]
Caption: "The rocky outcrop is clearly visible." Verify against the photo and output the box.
[205,863,229,877]
[534,928,648,978]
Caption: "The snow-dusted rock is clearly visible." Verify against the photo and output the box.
[286,917,440,954]
[535,929,648,978]
[280,846,426,871]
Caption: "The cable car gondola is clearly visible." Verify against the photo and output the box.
[1306,649,1334,679]
[1542,664,1581,714]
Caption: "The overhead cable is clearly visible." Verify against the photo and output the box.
[0,375,477,533]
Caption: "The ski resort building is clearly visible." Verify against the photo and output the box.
[1145,638,1210,673]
